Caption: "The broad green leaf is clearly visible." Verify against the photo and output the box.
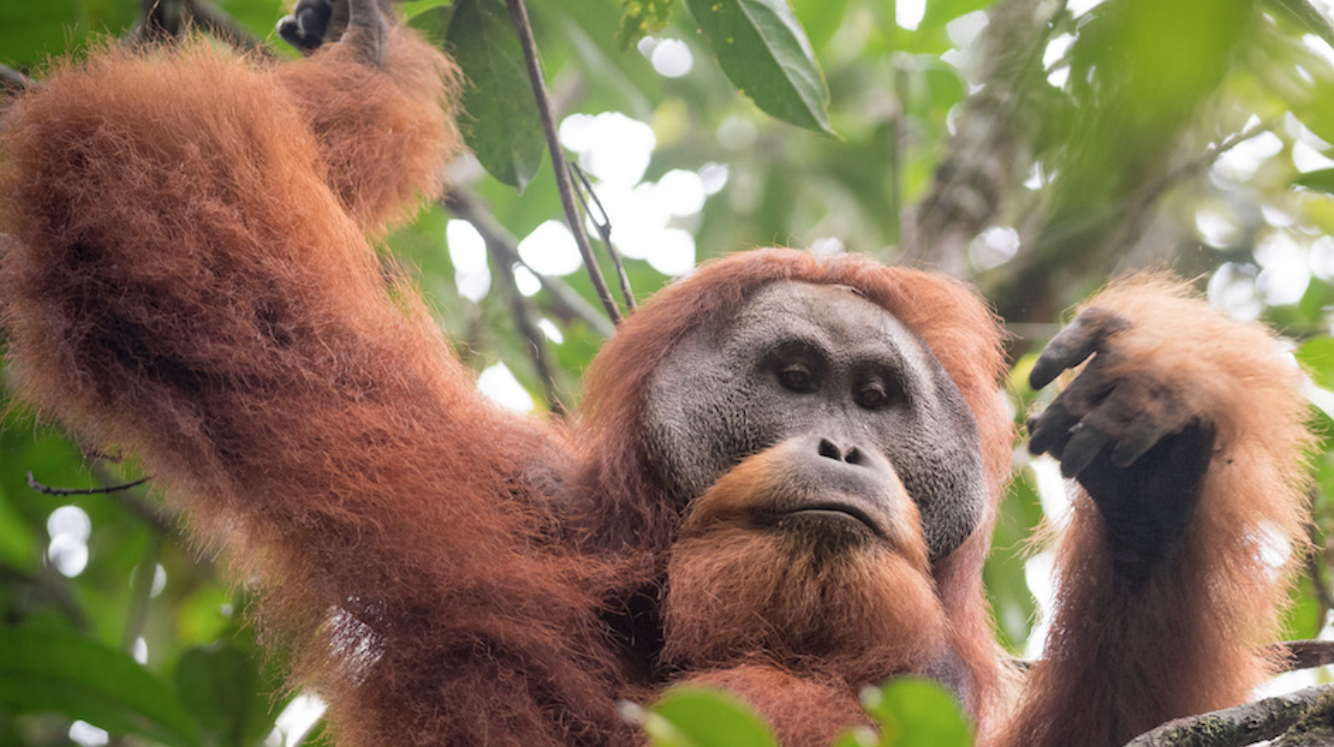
[1297,336,1334,392]
[401,0,454,19]
[213,0,286,38]
[616,0,678,50]
[645,688,778,747]
[861,678,972,747]
[1294,168,1334,196]
[683,0,834,135]
[0,627,202,747]
[0,484,34,567]
[985,466,1042,651]
[447,0,546,190]
[1267,0,1334,49]
[788,0,852,52]
[1284,562,1324,640]
[0,2,82,69]
[176,642,276,747]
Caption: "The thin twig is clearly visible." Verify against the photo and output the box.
[186,0,277,58]
[504,0,622,326]
[491,247,565,415]
[442,190,616,337]
[1123,684,1334,747]
[570,163,636,312]
[91,464,175,533]
[1269,639,1334,673]
[27,471,151,496]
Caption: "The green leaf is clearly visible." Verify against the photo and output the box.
[0,627,202,747]
[401,0,454,19]
[176,643,274,747]
[788,0,852,52]
[645,688,779,747]
[213,0,287,39]
[1297,336,1334,391]
[985,466,1041,651]
[616,0,678,50]
[447,0,546,190]
[1266,0,1334,50]
[861,678,972,747]
[1294,168,1334,196]
[0,483,34,568]
[0,2,82,69]
[682,0,834,135]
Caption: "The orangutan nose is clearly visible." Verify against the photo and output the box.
[817,437,867,466]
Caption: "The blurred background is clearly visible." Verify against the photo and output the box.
[3,0,1334,744]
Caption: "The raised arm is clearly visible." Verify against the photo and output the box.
[998,277,1312,747]
[0,7,624,747]
[275,0,462,236]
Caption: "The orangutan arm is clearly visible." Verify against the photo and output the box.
[999,278,1312,747]
[0,7,623,746]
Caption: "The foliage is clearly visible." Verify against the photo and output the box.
[4,0,1334,745]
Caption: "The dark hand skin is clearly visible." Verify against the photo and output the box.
[278,0,386,65]
[1027,308,1217,583]
[278,0,336,52]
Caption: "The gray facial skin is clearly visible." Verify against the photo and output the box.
[643,281,989,561]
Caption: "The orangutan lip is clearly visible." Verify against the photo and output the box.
[782,503,885,537]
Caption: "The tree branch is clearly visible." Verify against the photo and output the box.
[26,471,151,497]
[504,0,622,325]
[1271,688,1334,745]
[491,246,565,415]
[1269,639,1334,673]
[441,190,616,337]
[570,163,636,312]
[1123,684,1334,747]
[901,0,1061,273]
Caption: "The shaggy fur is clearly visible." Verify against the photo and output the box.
[663,443,946,682]
[0,17,1312,747]
[995,278,1314,747]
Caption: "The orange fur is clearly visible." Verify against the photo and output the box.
[571,249,1015,731]
[996,277,1313,747]
[663,445,946,686]
[0,31,628,747]
[276,25,461,235]
[0,18,1311,747]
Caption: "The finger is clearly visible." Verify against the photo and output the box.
[1029,308,1129,390]
[276,17,307,48]
[1029,366,1114,456]
[1028,403,1078,456]
[1079,378,1191,468]
[1059,423,1110,478]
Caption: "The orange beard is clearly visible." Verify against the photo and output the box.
[663,502,948,686]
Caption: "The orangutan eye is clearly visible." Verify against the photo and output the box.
[855,378,897,410]
[778,364,816,393]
